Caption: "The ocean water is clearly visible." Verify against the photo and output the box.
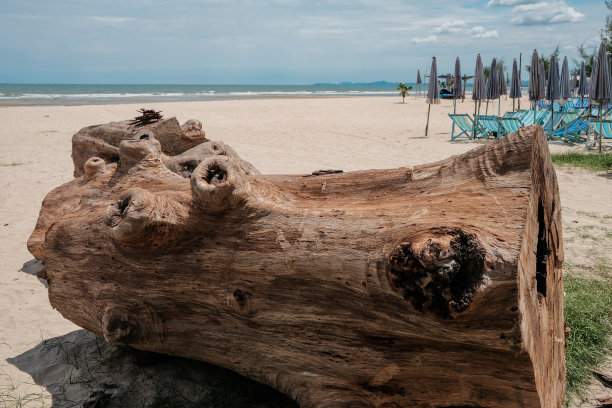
[0,83,427,106]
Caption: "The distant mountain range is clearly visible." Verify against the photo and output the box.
[311,81,399,86]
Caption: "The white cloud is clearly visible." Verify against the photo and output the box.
[509,1,585,25]
[433,20,467,34]
[487,0,541,6]
[91,16,135,25]
[430,22,499,40]
[469,26,500,39]
[411,35,438,44]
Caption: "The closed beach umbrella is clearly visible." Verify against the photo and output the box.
[578,61,587,96]
[608,52,612,106]
[485,58,499,114]
[416,70,422,97]
[453,57,462,110]
[528,49,543,124]
[546,54,560,130]
[546,54,560,102]
[559,56,570,105]
[451,57,463,138]
[528,50,540,101]
[485,58,499,99]
[498,61,507,115]
[425,57,440,137]
[591,43,610,152]
[498,62,507,96]
[588,55,598,141]
[589,57,598,101]
[472,54,486,115]
[577,61,588,107]
[539,61,546,104]
[510,59,522,111]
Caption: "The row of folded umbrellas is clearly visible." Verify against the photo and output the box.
[421,42,611,106]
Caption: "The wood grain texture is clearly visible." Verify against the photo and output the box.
[28,123,565,408]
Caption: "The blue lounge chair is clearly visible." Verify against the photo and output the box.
[498,117,524,134]
[448,113,483,140]
[589,119,612,140]
[549,116,589,143]
[474,115,504,139]
[542,112,567,134]
[563,108,588,117]
[563,112,581,125]
[590,107,612,119]
[568,98,589,109]
[518,110,548,126]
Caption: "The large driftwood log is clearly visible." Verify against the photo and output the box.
[28,123,565,408]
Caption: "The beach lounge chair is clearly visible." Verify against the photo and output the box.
[590,106,612,119]
[498,117,524,134]
[562,112,582,125]
[515,110,532,124]
[563,108,588,116]
[518,110,547,126]
[448,113,482,140]
[541,112,567,134]
[549,116,589,143]
[591,107,602,117]
[589,119,612,140]
[474,115,504,139]
[570,98,589,108]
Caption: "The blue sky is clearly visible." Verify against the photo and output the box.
[0,0,607,84]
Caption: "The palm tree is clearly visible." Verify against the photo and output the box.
[396,83,412,103]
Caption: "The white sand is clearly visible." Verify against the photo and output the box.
[0,95,610,405]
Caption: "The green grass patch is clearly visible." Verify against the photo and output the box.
[0,162,25,167]
[551,152,612,172]
[576,210,612,220]
[0,374,49,408]
[564,274,612,402]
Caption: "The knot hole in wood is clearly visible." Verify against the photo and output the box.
[387,229,486,318]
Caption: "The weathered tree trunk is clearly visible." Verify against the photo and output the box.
[28,123,565,408]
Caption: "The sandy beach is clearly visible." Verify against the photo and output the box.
[1,95,610,406]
